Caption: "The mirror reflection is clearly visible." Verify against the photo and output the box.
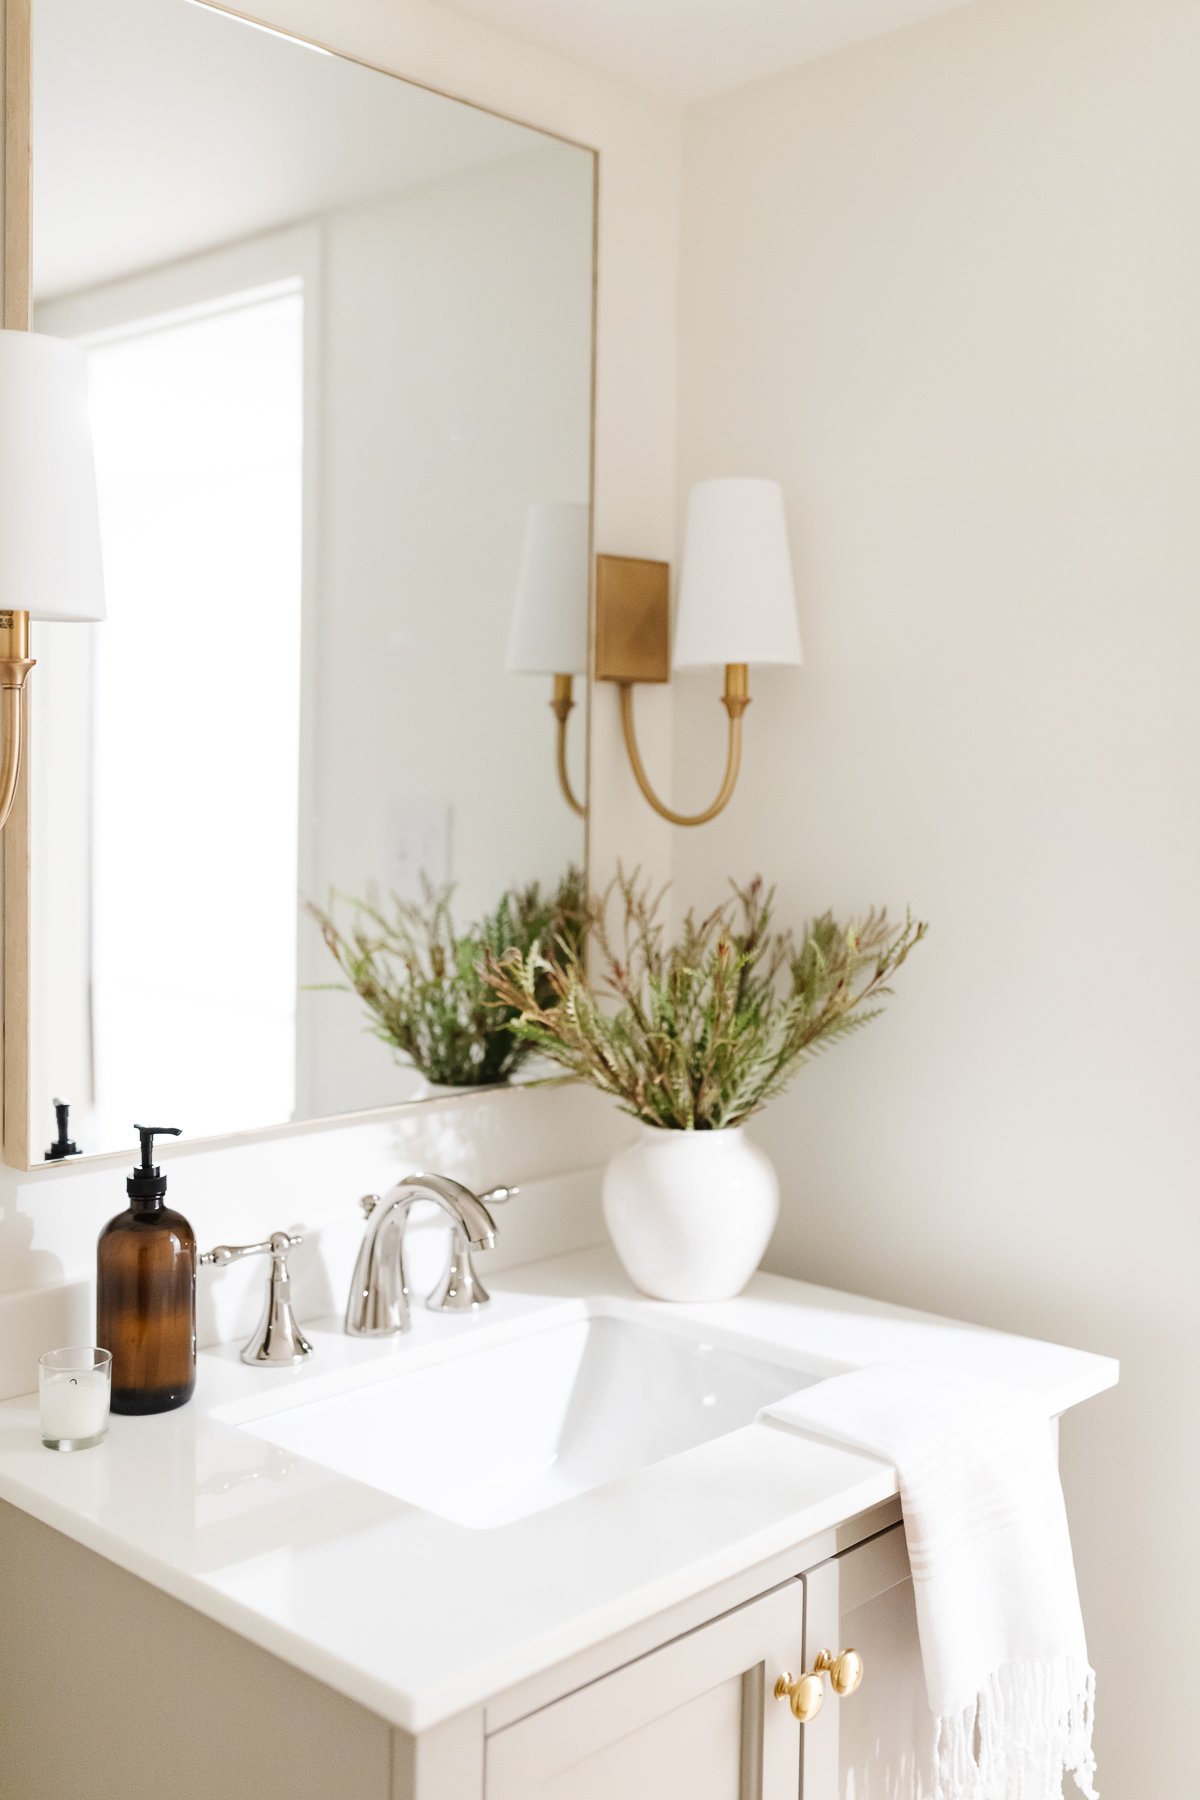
[28,0,594,1162]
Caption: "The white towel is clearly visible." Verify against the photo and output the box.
[766,1365,1097,1800]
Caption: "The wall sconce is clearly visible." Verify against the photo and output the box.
[507,500,589,817]
[0,330,106,832]
[596,478,800,826]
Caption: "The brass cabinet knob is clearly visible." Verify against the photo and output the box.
[773,1670,827,1723]
[774,1648,864,1723]
[815,1647,864,1698]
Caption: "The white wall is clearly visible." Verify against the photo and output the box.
[0,0,678,1363]
[673,0,1200,1790]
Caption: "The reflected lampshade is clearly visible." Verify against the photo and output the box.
[672,478,800,670]
[0,329,106,623]
[506,501,589,676]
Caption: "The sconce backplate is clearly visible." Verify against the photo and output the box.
[595,555,670,683]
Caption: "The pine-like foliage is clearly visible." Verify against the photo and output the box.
[483,870,927,1130]
[307,867,585,1088]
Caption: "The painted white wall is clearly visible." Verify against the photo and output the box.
[673,0,1200,1790]
[0,0,678,1364]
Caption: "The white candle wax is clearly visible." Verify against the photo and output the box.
[41,1370,109,1442]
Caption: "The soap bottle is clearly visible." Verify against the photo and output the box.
[97,1124,196,1415]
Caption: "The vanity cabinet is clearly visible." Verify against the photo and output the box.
[485,1523,925,1800]
[486,1582,805,1800]
[0,1503,927,1800]
[800,1524,933,1799]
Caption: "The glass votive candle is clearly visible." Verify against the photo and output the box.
[39,1347,112,1451]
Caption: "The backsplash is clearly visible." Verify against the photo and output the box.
[0,1083,629,1399]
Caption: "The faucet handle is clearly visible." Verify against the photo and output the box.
[200,1231,313,1367]
[478,1184,519,1207]
[200,1231,302,1267]
[358,1193,381,1218]
[426,1184,515,1315]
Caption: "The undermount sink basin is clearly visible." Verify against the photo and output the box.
[236,1312,815,1529]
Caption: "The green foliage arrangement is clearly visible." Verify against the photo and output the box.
[308,867,584,1089]
[484,869,927,1130]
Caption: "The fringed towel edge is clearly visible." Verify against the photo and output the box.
[934,1658,1097,1800]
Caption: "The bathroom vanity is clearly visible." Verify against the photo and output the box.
[0,1247,1116,1800]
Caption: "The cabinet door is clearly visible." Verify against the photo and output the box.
[799,1524,934,1800]
[486,1581,804,1800]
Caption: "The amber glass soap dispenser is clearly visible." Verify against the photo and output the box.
[97,1124,196,1414]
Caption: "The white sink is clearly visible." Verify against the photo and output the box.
[235,1312,815,1529]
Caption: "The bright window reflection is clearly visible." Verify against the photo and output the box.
[87,289,304,1139]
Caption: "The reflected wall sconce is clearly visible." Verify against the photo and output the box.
[507,500,589,817]
[0,329,106,833]
[596,478,801,826]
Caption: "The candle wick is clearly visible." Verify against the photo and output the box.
[69,1377,77,1386]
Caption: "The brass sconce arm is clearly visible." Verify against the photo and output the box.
[550,673,585,818]
[0,611,35,834]
[595,555,755,828]
[618,663,749,827]
[595,484,800,831]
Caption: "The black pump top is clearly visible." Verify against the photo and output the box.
[128,1123,182,1204]
[46,1098,80,1161]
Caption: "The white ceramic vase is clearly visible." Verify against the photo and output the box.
[601,1125,780,1302]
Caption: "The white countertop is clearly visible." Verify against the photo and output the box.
[0,1246,1117,1733]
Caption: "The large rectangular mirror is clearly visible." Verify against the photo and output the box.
[10,0,595,1167]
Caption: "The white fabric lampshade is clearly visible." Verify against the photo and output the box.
[0,329,106,623]
[506,500,589,675]
[672,478,800,670]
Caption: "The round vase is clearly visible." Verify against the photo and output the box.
[601,1125,780,1302]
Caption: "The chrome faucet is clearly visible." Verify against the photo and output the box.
[344,1173,497,1337]
[428,1184,518,1313]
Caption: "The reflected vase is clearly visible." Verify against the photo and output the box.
[406,1076,510,1101]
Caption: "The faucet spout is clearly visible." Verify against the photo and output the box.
[344,1172,497,1337]
[425,1175,496,1251]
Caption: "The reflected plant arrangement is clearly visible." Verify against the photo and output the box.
[308,867,585,1089]
[484,868,927,1129]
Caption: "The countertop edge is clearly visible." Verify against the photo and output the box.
[0,1454,903,1735]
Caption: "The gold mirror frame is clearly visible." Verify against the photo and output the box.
[0,0,599,1170]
